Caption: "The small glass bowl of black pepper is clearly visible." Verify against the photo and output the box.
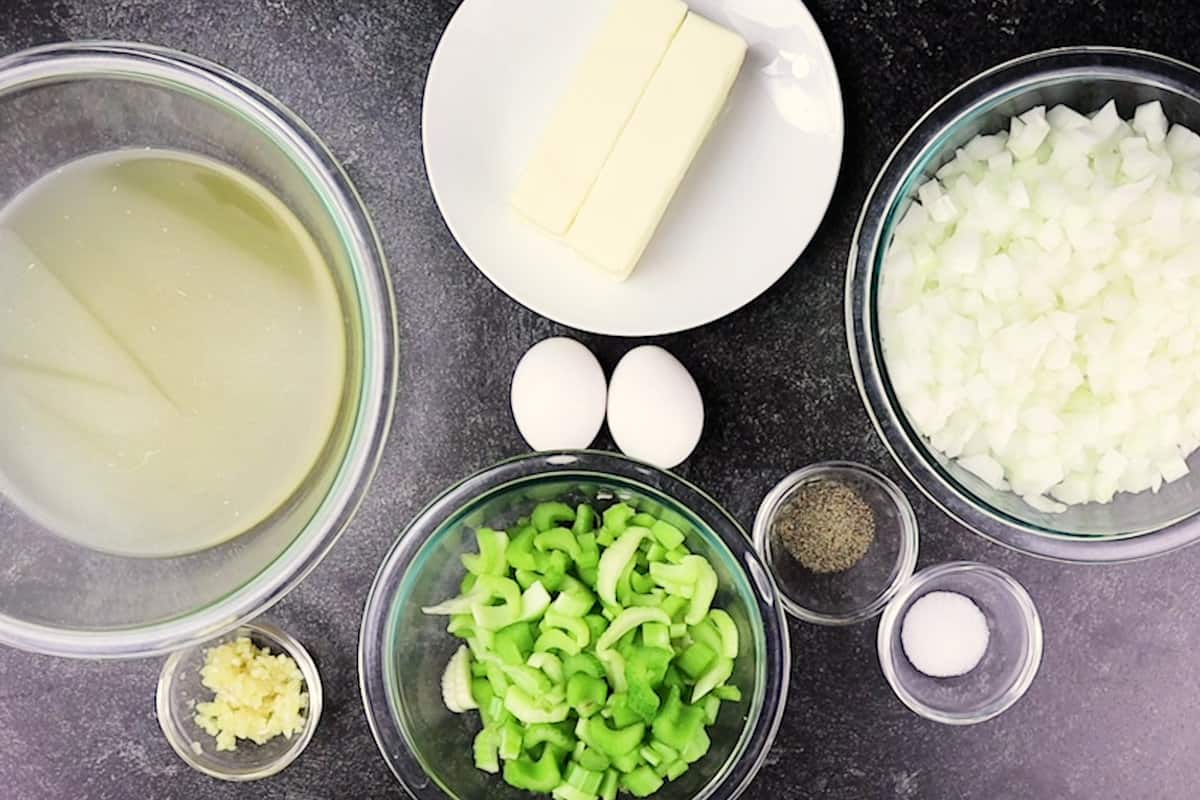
[753,462,919,625]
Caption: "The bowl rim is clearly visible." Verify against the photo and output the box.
[847,45,1200,563]
[155,619,324,780]
[752,461,919,626]
[358,450,791,800]
[875,561,1043,726]
[0,40,398,657]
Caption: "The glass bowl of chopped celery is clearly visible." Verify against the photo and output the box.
[359,452,790,800]
[156,619,323,781]
[849,47,1200,563]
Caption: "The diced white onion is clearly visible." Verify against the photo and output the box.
[880,101,1200,512]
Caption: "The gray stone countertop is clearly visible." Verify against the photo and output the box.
[2,1,1200,798]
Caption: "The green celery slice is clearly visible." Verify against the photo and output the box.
[532,501,575,532]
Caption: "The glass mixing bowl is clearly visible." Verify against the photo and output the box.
[359,452,790,800]
[0,42,396,657]
[848,47,1200,563]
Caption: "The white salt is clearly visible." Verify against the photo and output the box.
[901,591,990,677]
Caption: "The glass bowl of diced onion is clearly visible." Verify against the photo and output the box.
[849,47,1200,563]
[357,451,790,800]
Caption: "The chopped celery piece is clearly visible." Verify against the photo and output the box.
[680,726,711,764]
[461,572,478,594]
[599,769,619,800]
[621,765,663,797]
[652,687,706,752]
[524,721,574,750]
[533,501,575,532]
[572,504,596,535]
[539,550,572,592]
[707,609,739,659]
[566,763,605,793]
[606,694,642,729]
[648,740,678,762]
[485,661,511,695]
[472,678,495,719]
[536,628,584,657]
[504,747,562,793]
[494,622,535,665]
[505,686,569,724]
[630,512,657,528]
[602,503,635,533]
[641,622,671,652]
[551,577,596,617]
[462,528,510,576]
[515,569,540,590]
[567,673,608,717]
[577,746,610,772]
[544,610,592,650]
[551,784,595,800]
[520,582,552,622]
[701,694,721,725]
[536,527,583,562]
[508,526,539,572]
[627,590,667,609]
[500,720,523,761]
[689,617,724,656]
[595,528,615,548]
[528,651,564,684]
[584,718,645,757]
[595,608,670,652]
[660,594,688,622]
[583,614,609,644]
[442,646,477,713]
[576,533,601,570]
[691,656,734,703]
[505,664,553,696]
[609,748,641,774]
[597,527,649,606]
[563,652,605,679]
[664,759,688,781]
[682,556,718,625]
[470,576,524,631]
[661,666,685,694]
[474,727,500,774]
[624,647,671,723]
[629,570,656,595]
[448,614,475,639]
[597,649,627,693]
[664,547,688,564]
[647,561,696,599]
[714,684,743,702]
[676,642,717,680]
[649,520,685,550]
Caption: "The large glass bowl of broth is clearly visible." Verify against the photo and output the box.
[0,42,396,657]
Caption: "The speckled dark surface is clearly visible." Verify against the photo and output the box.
[2,1,1200,798]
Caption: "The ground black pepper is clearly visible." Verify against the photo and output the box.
[773,480,876,573]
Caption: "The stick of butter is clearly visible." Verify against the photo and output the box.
[566,13,747,280]
[511,0,687,236]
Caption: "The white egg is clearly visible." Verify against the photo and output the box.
[510,337,606,451]
[607,346,704,469]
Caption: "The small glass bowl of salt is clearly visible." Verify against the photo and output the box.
[877,561,1043,725]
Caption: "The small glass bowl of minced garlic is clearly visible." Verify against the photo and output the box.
[753,462,919,626]
[156,620,322,781]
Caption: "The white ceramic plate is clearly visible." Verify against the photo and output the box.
[423,0,844,336]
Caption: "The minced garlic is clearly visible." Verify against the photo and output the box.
[194,636,308,751]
